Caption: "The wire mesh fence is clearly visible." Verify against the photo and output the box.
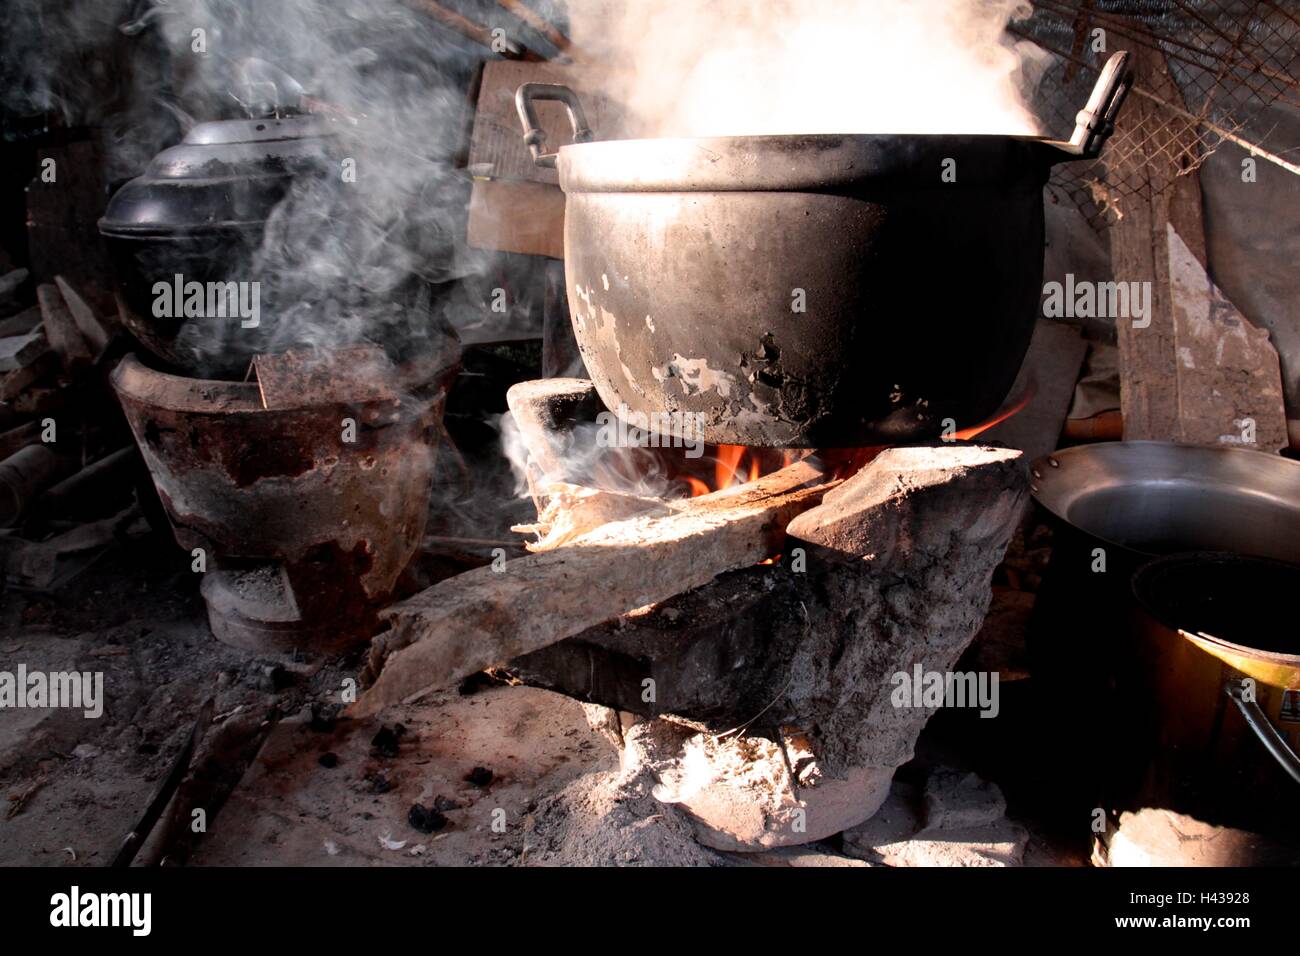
[1015,0,1300,230]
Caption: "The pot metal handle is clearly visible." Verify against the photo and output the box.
[1068,51,1133,159]
[1226,681,1300,786]
[515,82,593,169]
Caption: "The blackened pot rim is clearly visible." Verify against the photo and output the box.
[1131,550,1300,664]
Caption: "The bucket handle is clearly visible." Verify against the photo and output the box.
[1226,681,1300,785]
[515,83,593,169]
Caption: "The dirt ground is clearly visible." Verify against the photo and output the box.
[0,524,1087,867]
[0,530,621,866]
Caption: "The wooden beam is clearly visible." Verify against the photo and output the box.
[1111,45,1205,441]
[350,458,838,717]
[1110,47,1287,451]
[404,0,541,60]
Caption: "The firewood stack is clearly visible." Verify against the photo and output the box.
[0,268,145,591]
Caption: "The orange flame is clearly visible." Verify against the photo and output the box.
[685,446,806,497]
[678,384,1033,497]
[950,383,1035,440]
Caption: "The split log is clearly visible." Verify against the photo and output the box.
[0,332,49,372]
[0,269,27,313]
[350,458,838,717]
[509,444,1028,850]
[0,386,78,430]
[4,504,139,589]
[35,283,92,374]
[0,445,75,527]
[0,421,40,460]
[511,445,1026,738]
[0,306,41,338]
[0,352,60,403]
[53,276,112,355]
[34,446,137,521]
[513,482,680,552]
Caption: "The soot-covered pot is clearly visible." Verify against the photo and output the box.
[99,114,340,378]
[516,54,1133,447]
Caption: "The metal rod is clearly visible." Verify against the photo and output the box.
[1226,682,1300,786]
[1128,84,1300,178]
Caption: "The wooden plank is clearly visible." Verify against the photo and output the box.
[467,59,624,186]
[251,345,398,410]
[1165,224,1288,452]
[466,178,564,258]
[350,459,838,717]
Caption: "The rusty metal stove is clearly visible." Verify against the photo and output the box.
[112,347,452,654]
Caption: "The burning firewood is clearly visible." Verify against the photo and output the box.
[512,481,679,552]
[350,458,838,717]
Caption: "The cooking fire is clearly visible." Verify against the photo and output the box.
[0,0,1297,925]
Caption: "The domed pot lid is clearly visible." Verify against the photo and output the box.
[99,113,336,237]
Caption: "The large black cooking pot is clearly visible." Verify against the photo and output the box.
[98,109,451,380]
[99,114,338,378]
[515,53,1132,447]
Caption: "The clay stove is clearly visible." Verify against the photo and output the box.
[112,345,453,654]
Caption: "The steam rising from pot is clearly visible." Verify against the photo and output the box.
[568,0,1046,137]
[4,0,509,370]
[154,0,480,366]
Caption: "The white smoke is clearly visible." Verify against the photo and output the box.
[567,0,1047,137]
